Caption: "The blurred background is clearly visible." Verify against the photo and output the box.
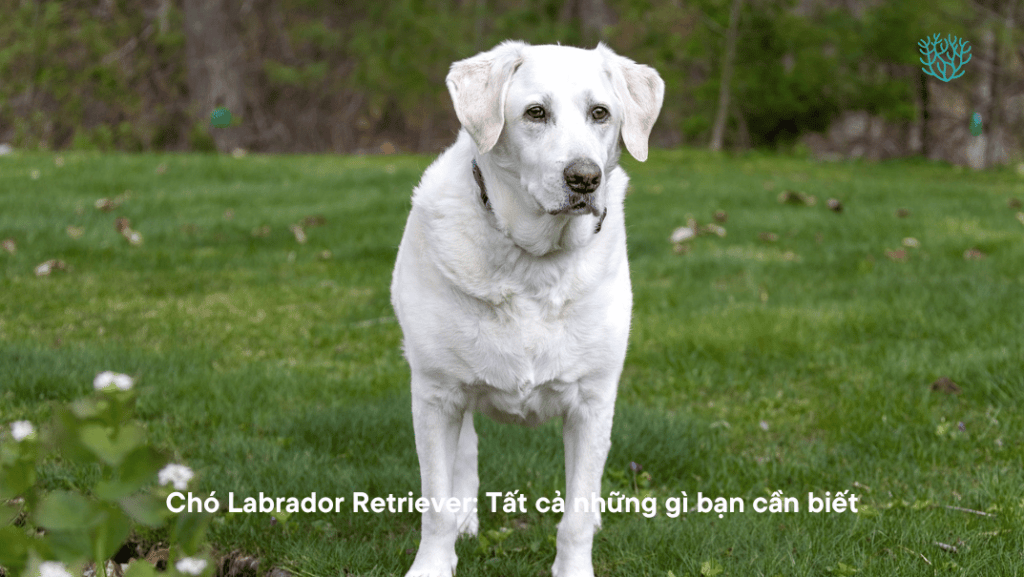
[0,0,1021,168]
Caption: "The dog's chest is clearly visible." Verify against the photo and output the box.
[462,288,604,424]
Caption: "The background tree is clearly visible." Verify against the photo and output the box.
[0,0,1020,165]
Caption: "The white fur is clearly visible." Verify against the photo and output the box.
[391,41,664,577]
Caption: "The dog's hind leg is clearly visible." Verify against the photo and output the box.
[453,410,480,537]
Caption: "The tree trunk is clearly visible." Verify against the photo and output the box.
[182,0,246,152]
[560,0,612,44]
[917,68,929,157]
[710,0,743,152]
[985,0,1017,168]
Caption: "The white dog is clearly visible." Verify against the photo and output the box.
[391,40,664,577]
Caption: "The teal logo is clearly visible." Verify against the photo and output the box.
[970,112,983,136]
[211,107,232,128]
[919,34,971,82]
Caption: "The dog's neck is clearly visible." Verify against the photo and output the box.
[471,156,606,257]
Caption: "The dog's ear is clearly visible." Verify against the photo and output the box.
[446,41,527,155]
[598,44,665,162]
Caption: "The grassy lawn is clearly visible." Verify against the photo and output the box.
[2,149,1023,576]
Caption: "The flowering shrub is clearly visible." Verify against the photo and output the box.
[0,373,212,577]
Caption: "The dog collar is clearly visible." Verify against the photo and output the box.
[471,159,607,235]
[472,159,490,211]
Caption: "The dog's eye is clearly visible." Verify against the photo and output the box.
[590,106,609,121]
[526,106,547,121]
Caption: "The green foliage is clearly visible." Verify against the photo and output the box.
[0,376,212,577]
[263,60,329,89]
[0,0,1001,152]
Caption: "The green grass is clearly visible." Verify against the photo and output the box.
[2,149,1023,576]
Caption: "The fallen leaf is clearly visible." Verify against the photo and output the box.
[252,225,271,237]
[2,238,15,254]
[758,232,779,242]
[827,198,843,212]
[896,208,910,218]
[963,248,985,260]
[95,198,120,212]
[885,249,907,262]
[930,377,961,394]
[902,237,919,248]
[778,190,817,206]
[35,259,68,276]
[1008,198,1022,209]
[66,226,84,239]
[671,226,696,243]
[699,224,727,237]
[114,217,131,233]
[302,215,327,227]
[713,210,728,223]
[289,224,307,244]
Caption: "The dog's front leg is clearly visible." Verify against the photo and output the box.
[407,379,465,577]
[552,398,615,577]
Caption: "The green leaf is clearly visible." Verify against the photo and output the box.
[92,505,132,563]
[35,491,97,530]
[173,512,212,555]
[701,560,724,577]
[44,529,94,563]
[124,560,159,577]
[79,423,144,466]
[0,457,35,500]
[1,499,23,525]
[120,493,168,528]
[0,526,31,574]
[69,397,103,419]
[94,446,166,500]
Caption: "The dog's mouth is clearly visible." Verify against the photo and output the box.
[549,195,602,217]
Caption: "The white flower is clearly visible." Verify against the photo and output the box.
[39,561,73,577]
[159,463,195,490]
[175,557,208,576]
[94,371,134,391]
[11,420,34,441]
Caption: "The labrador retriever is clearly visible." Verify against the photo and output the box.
[391,40,664,577]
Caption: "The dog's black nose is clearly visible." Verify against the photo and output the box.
[563,159,601,194]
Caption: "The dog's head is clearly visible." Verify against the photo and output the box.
[446,41,664,219]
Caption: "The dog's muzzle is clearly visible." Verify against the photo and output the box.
[551,158,604,217]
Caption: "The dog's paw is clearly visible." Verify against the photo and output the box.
[405,549,457,577]
[552,551,594,577]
